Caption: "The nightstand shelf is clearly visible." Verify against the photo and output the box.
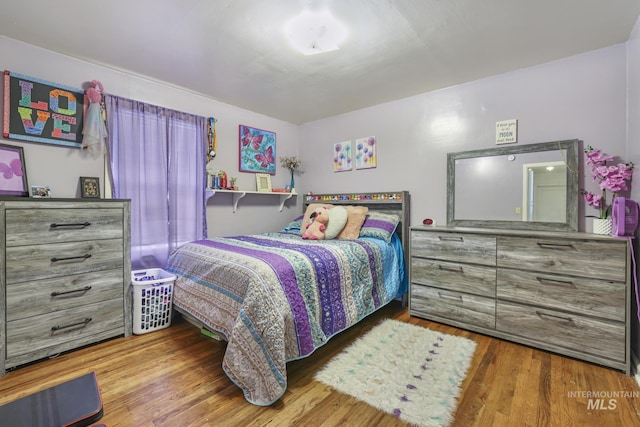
[206,189,296,212]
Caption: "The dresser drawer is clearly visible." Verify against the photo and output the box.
[497,269,625,322]
[496,301,625,362]
[497,236,626,282]
[411,231,496,266]
[5,208,123,246]
[6,270,124,321]
[411,257,496,297]
[6,299,124,361]
[410,284,495,329]
[6,239,124,284]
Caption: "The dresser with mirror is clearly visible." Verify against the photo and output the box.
[409,139,635,374]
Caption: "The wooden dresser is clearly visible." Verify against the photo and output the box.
[0,199,131,374]
[409,225,634,375]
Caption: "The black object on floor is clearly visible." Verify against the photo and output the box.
[0,372,103,427]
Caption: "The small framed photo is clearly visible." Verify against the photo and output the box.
[255,173,272,192]
[31,185,52,198]
[80,176,100,198]
[0,143,29,197]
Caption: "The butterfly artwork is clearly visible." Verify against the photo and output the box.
[239,125,276,174]
[255,145,274,168]
[0,144,29,196]
[241,126,264,150]
[0,158,23,179]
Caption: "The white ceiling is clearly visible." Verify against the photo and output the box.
[2,0,639,124]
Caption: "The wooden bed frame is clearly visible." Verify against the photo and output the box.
[175,190,411,336]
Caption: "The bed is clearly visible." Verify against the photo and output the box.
[165,191,410,405]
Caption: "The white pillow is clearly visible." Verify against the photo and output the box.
[324,206,348,239]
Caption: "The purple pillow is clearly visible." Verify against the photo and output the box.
[358,211,400,243]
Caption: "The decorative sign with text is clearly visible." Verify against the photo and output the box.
[495,119,517,144]
[3,70,84,148]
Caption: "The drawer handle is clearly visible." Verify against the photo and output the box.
[536,277,575,287]
[51,254,92,263]
[439,236,464,242]
[438,291,463,302]
[536,242,574,250]
[51,286,92,297]
[51,317,92,332]
[536,311,573,323]
[50,222,91,229]
[438,264,464,273]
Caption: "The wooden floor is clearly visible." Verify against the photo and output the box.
[1,301,639,426]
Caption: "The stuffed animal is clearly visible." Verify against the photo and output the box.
[86,80,104,104]
[82,80,108,151]
[302,206,330,240]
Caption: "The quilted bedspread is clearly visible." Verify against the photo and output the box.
[166,231,402,405]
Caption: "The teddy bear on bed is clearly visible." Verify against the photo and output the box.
[302,206,330,240]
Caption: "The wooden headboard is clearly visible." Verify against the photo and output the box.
[303,191,411,277]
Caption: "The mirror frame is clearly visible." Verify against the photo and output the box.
[447,139,579,231]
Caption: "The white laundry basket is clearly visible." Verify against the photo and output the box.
[131,269,176,334]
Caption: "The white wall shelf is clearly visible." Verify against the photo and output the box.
[206,189,296,212]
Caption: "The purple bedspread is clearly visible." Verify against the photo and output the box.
[166,232,401,405]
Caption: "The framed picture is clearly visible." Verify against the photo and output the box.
[80,176,100,198]
[255,173,272,192]
[239,125,276,174]
[0,143,29,197]
[31,185,52,198]
[333,140,352,172]
[3,70,84,148]
[355,136,377,169]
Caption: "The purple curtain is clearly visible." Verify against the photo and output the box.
[104,95,208,269]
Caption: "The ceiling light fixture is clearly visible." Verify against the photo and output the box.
[284,10,348,56]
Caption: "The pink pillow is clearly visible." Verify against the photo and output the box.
[335,206,369,239]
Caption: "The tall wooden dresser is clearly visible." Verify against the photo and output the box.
[409,225,634,375]
[0,199,131,374]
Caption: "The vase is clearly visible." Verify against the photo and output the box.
[592,218,612,235]
[289,171,295,192]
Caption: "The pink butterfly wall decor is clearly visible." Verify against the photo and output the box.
[239,125,276,174]
[0,143,28,196]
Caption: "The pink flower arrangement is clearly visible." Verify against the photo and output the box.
[581,146,634,219]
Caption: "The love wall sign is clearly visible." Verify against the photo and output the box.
[3,70,84,148]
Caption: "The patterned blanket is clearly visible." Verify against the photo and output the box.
[166,232,402,405]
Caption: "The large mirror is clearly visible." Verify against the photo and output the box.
[447,139,579,231]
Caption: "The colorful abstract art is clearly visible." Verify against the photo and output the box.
[355,136,377,169]
[3,70,84,148]
[333,140,352,172]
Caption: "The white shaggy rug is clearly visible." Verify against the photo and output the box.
[315,319,477,427]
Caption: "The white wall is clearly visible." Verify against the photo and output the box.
[1,34,637,236]
[0,36,301,236]
[299,43,630,231]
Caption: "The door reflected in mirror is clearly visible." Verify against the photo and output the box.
[523,161,566,223]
